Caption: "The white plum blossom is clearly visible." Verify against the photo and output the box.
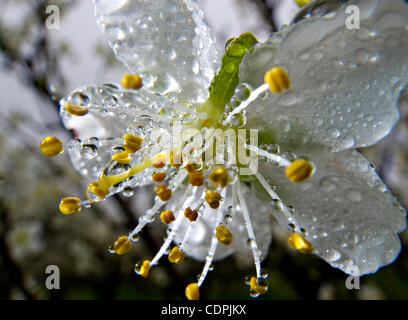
[40,0,408,299]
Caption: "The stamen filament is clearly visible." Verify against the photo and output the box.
[179,197,206,251]
[150,202,188,266]
[237,181,261,278]
[128,170,188,238]
[197,189,227,287]
[222,83,269,126]
[245,144,291,167]
[255,172,299,225]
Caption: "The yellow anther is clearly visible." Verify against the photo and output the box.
[264,67,291,94]
[153,153,167,169]
[154,184,172,202]
[160,210,175,225]
[184,207,198,222]
[137,260,151,278]
[184,162,196,173]
[168,246,186,264]
[185,283,200,300]
[113,235,132,255]
[209,167,229,188]
[170,150,182,168]
[86,182,109,202]
[250,277,268,295]
[65,103,89,116]
[121,74,143,90]
[205,190,222,209]
[40,136,64,157]
[152,172,167,183]
[112,151,132,164]
[216,225,233,245]
[288,233,313,254]
[285,159,315,183]
[188,171,204,187]
[295,0,313,7]
[123,133,144,153]
[59,197,81,215]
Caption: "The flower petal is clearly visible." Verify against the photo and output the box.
[60,84,178,182]
[93,0,220,102]
[258,149,406,275]
[240,0,408,152]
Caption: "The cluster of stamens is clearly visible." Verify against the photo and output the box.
[41,68,317,299]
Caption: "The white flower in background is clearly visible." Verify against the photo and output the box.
[40,0,408,299]
[6,222,44,261]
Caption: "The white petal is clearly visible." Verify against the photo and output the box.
[93,0,220,102]
[60,84,173,181]
[258,149,406,275]
[240,0,408,152]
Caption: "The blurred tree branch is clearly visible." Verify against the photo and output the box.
[0,0,188,299]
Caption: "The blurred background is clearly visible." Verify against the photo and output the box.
[0,0,407,300]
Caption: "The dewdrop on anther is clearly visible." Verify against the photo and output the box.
[112,151,132,164]
[285,159,315,183]
[155,184,172,201]
[113,235,133,255]
[40,137,64,157]
[134,260,151,278]
[185,283,199,300]
[86,182,109,202]
[121,74,143,90]
[152,172,167,183]
[264,67,291,94]
[59,197,81,215]
[205,190,222,209]
[209,167,229,188]
[249,277,268,297]
[168,246,186,264]
[184,207,198,222]
[288,233,313,254]
[153,153,167,169]
[216,225,233,245]
[160,210,175,225]
[123,133,144,153]
[188,171,204,186]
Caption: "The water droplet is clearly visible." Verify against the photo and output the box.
[249,289,260,298]
[246,238,256,249]
[131,234,140,242]
[122,187,134,198]
[271,199,282,212]
[325,249,342,262]
[80,144,98,159]
[327,127,341,138]
[101,96,118,108]
[345,189,362,202]
[70,92,89,107]
[234,83,252,101]
[319,176,338,192]
[223,214,232,224]
[225,63,235,74]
